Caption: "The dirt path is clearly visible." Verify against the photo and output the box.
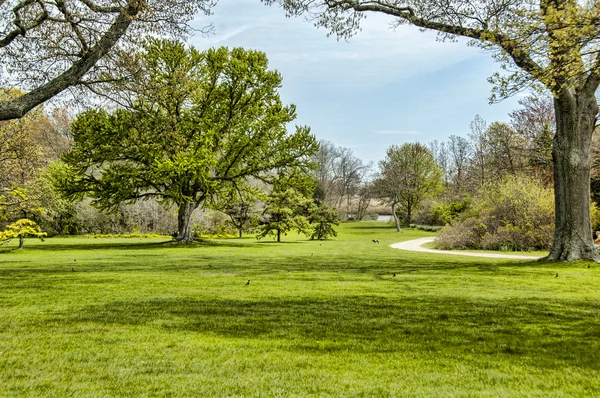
[390,237,543,260]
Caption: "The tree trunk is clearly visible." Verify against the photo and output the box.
[547,90,600,261]
[176,202,197,243]
[18,234,24,250]
[277,228,281,242]
[391,199,401,232]
[238,227,243,238]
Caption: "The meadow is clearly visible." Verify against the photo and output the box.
[0,222,599,397]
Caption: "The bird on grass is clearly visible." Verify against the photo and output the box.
[372,239,379,243]
[287,269,290,273]
[555,273,558,278]
[393,273,396,277]
[588,265,591,269]
[208,264,212,268]
[72,268,76,272]
[246,280,250,286]
[73,259,76,262]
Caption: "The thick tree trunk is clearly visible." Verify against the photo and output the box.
[176,202,197,243]
[391,199,401,232]
[547,90,600,261]
[238,227,243,238]
[277,228,281,242]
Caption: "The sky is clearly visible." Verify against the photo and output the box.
[190,0,527,165]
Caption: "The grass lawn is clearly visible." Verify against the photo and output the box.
[0,222,599,397]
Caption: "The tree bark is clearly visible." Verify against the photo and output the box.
[547,89,600,261]
[238,227,243,238]
[18,234,24,250]
[0,4,140,121]
[391,198,401,232]
[176,202,197,243]
[277,228,281,242]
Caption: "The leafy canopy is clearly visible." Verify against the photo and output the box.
[56,40,318,226]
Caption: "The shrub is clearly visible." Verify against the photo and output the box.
[591,203,600,233]
[436,175,554,251]
[414,199,472,226]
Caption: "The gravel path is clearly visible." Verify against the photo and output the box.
[390,237,543,260]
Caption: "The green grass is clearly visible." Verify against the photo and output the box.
[1,222,599,397]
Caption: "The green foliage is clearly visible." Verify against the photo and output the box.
[409,224,444,232]
[55,40,317,241]
[213,182,263,238]
[423,199,472,226]
[192,210,237,239]
[375,143,443,227]
[257,188,312,242]
[590,203,600,234]
[309,204,339,240]
[0,218,46,247]
[436,175,554,251]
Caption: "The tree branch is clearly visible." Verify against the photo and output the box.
[0,1,142,121]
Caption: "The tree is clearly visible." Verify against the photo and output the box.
[0,0,214,121]
[0,89,52,189]
[332,147,370,216]
[510,95,556,185]
[257,171,315,242]
[375,143,443,231]
[0,219,46,249]
[311,140,370,213]
[267,0,600,261]
[355,181,374,221]
[309,204,339,240]
[447,135,471,196]
[215,183,262,238]
[56,41,318,242]
[468,115,489,189]
[484,122,527,178]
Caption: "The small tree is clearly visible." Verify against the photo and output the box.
[375,143,443,231]
[0,219,46,249]
[309,204,339,240]
[257,170,315,242]
[258,188,312,242]
[215,183,262,238]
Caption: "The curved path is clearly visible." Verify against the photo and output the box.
[391,237,542,260]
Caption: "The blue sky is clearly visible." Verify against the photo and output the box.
[190,0,525,164]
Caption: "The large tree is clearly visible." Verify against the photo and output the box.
[56,40,318,242]
[265,0,600,261]
[0,0,214,121]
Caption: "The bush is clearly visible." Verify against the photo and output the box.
[192,210,235,237]
[409,224,444,232]
[413,199,472,226]
[591,203,600,233]
[436,175,554,251]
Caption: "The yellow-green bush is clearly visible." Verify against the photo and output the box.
[436,175,554,251]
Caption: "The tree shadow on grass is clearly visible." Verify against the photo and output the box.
[66,295,600,369]
[3,238,272,253]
